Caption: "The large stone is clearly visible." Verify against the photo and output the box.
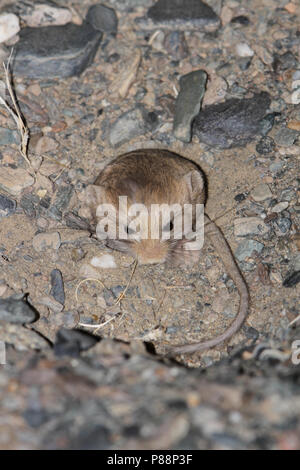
[173,70,207,143]
[14,21,102,78]
[193,92,271,148]
[136,0,220,31]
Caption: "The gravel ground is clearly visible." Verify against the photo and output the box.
[0,0,299,450]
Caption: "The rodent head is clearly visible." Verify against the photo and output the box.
[78,151,206,266]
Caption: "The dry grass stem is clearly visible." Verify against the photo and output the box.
[0,49,31,169]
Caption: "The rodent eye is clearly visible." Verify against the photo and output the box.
[125,226,135,235]
[163,220,174,232]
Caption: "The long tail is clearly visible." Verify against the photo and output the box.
[167,215,249,355]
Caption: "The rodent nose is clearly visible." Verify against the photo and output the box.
[137,255,165,265]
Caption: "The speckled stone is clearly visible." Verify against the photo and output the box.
[193,92,271,148]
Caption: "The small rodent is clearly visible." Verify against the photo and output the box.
[79,149,249,355]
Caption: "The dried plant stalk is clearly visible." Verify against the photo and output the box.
[0,49,31,167]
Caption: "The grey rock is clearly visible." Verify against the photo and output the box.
[193,92,271,148]
[109,107,149,147]
[14,21,102,78]
[235,239,264,262]
[136,0,220,32]
[274,127,298,147]
[50,269,65,305]
[291,254,300,272]
[54,328,98,357]
[173,69,207,143]
[256,136,275,155]
[0,127,19,145]
[86,4,118,33]
[0,193,16,216]
[0,295,38,324]
[280,188,295,202]
[272,201,289,213]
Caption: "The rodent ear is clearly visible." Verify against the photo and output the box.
[122,178,139,200]
[184,171,204,201]
[78,184,106,219]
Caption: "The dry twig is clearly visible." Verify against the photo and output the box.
[0,49,31,168]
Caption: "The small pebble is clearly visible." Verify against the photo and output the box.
[274,128,298,147]
[50,269,65,305]
[109,107,148,147]
[79,264,102,280]
[35,136,58,154]
[235,239,264,262]
[38,296,63,313]
[275,217,291,234]
[272,202,289,213]
[212,291,229,313]
[234,217,269,237]
[256,136,275,155]
[32,232,61,252]
[269,161,283,173]
[235,43,254,57]
[90,255,117,269]
[251,184,272,202]
[283,271,300,288]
